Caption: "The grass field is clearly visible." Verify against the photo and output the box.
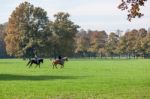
[0,59,150,99]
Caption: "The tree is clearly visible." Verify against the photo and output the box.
[75,29,90,57]
[52,12,79,57]
[124,29,139,58]
[118,0,147,21]
[117,35,127,57]
[106,32,119,58]
[135,28,148,57]
[88,30,108,57]
[144,32,150,54]
[0,23,8,58]
[5,2,51,57]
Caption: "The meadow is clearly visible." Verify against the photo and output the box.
[0,59,150,99]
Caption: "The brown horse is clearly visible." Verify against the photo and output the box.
[52,57,68,69]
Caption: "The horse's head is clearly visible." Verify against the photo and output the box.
[63,57,68,61]
[40,59,43,63]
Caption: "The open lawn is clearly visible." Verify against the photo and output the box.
[0,59,150,99]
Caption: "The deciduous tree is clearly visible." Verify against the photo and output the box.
[75,29,90,57]
[106,32,119,58]
[5,2,51,57]
[118,0,147,21]
[0,23,8,58]
[52,12,79,57]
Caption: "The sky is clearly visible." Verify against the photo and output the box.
[0,0,150,33]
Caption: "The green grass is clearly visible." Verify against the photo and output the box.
[0,59,150,99]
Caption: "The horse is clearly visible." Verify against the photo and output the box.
[52,57,68,69]
[26,58,43,68]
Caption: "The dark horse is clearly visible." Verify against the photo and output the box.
[27,58,43,68]
[52,57,68,69]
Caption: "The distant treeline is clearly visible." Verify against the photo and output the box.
[75,28,150,59]
[0,1,150,59]
[1,22,150,58]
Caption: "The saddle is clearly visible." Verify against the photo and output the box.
[55,59,63,64]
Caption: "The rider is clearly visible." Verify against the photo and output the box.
[58,55,62,60]
[35,54,39,64]
[58,55,62,63]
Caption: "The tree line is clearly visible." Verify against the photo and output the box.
[0,1,150,58]
[75,28,150,58]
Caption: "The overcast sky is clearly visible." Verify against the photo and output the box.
[0,0,150,33]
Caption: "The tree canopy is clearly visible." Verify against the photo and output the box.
[5,2,51,57]
[52,12,79,57]
[118,0,147,21]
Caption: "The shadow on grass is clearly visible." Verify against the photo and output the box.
[0,62,23,64]
[0,74,87,81]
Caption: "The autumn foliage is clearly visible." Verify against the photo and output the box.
[118,0,147,21]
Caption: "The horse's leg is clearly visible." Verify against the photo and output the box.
[39,63,40,68]
[29,62,32,68]
[53,64,55,69]
[61,64,64,68]
[55,64,58,69]
[35,63,40,68]
[52,62,54,69]
[60,63,64,68]
[35,64,38,68]
[26,61,30,66]
[53,65,55,69]
[53,63,58,69]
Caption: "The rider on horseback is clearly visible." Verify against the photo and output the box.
[58,55,62,63]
